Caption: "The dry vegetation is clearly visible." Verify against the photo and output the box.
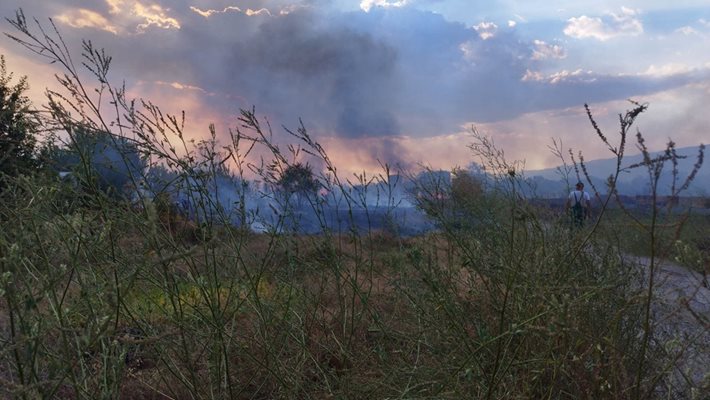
[1,10,708,400]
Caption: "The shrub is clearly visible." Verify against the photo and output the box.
[0,54,39,186]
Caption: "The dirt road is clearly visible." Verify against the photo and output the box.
[632,256,710,398]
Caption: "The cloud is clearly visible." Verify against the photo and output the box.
[52,1,181,34]
[190,6,243,18]
[531,40,566,60]
[564,7,643,41]
[522,64,709,85]
[507,20,517,28]
[2,1,708,172]
[522,68,596,84]
[107,0,123,15]
[331,80,710,174]
[473,21,497,40]
[245,8,272,17]
[190,6,272,18]
[132,2,180,32]
[640,63,694,77]
[113,5,701,130]
[675,26,700,35]
[546,69,597,84]
[465,82,710,171]
[521,69,544,82]
[674,18,710,37]
[360,0,411,13]
[152,80,208,93]
[55,8,119,34]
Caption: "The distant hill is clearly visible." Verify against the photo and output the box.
[524,145,708,197]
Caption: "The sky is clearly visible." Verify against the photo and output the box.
[0,0,708,176]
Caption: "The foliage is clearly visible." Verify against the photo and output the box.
[278,162,319,198]
[0,54,38,185]
[450,167,484,207]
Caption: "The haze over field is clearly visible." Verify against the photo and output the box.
[0,0,708,176]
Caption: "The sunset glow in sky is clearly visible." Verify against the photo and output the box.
[1,0,708,175]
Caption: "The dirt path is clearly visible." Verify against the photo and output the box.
[630,256,710,398]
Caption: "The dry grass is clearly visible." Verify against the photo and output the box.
[1,13,707,398]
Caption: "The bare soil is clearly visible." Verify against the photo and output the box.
[632,256,710,398]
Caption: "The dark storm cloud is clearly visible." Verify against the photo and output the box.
[1,0,707,167]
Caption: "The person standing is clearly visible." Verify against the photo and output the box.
[566,181,590,227]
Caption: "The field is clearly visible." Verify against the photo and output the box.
[1,12,709,400]
[2,156,709,399]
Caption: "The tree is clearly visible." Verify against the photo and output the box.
[0,55,38,183]
[409,169,451,219]
[276,162,320,209]
[450,167,484,210]
[413,167,486,230]
[278,162,319,197]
